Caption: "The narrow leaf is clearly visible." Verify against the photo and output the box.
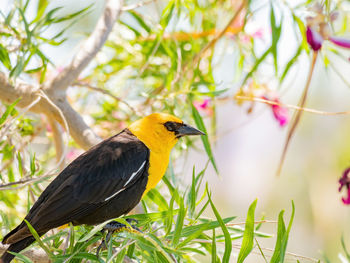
[0,98,20,126]
[191,104,218,173]
[0,44,11,69]
[172,196,186,246]
[237,199,258,263]
[24,220,52,257]
[207,185,232,263]
[270,210,286,263]
[212,228,217,263]
[280,46,302,83]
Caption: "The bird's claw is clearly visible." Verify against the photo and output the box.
[96,219,142,257]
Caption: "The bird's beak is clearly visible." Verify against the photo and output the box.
[177,124,205,137]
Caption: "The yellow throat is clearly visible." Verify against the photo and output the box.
[128,113,183,194]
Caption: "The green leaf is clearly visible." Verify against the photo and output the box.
[212,228,217,263]
[207,185,232,263]
[160,0,175,28]
[280,46,302,83]
[341,235,350,260]
[179,217,235,237]
[172,195,186,246]
[128,10,151,33]
[270,201,295,263]
[255,238,268,263]
[242,47,271,85]
[270,4,282,75]
[7,251,33,263]
[270,210,286,263]
[18,8,31,46]
[30,153,36,176]
[31,0,49,24]
[0,98,20,126]
[187,166,197,218]
[78,219,113,242]
[0,44,11,69]
[68,223,75,254]
[23,219,53,257]
[293,15,309,53]
[280,201,295,261]
[17,152,23,177]
[146,188,169,211]
[191,104,218,174]
[237,199,258,263]
[52,4,92,23]
[195,88,229,97]
[127,242,136,259]
[10,56,25,78]
[5,9,16,25]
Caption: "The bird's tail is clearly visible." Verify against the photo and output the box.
[0,236,36,263]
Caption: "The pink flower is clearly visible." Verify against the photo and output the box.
[262,96,289,127]
[193,98,213,116]
[251,28,264,39]
[329,36,350,49]
[306,10,350,51]
[306,27,323,51]
[194,98,210,110]
[339,167,350,205]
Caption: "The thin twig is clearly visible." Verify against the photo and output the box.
[276,51,318,176]
[235,95,350,116]
[192,1,246,67]
[0,172,58,191]
[226,220,277,227]
[191,239,319,262]
[74,81,139,116]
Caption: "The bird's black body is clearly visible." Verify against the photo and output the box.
[1,112,205,263]
[1,129,150,262]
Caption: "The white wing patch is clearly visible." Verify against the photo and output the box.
[123,161,146,187]
[104,161,146,202]
[105,188,124,201]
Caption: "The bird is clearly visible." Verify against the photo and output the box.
[0,113,204,262]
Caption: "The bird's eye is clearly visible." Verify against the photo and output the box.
[164,121,178,132]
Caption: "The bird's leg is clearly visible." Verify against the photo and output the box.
[96,219,141,257]
[104,218,142,233]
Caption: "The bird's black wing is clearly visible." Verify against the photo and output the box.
[22,129,149,235]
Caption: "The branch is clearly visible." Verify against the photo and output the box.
[0,0,124,150]
[0,244,50,263]
[0,172,58,191]
[0,73,100,150]
[46,0,123,92]
[74,81,140,116]
[48,119,65,168]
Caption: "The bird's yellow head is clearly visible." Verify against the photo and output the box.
[128,113,204,153]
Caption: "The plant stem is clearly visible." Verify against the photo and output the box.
[276,51,318,176]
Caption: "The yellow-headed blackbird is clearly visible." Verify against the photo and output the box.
[1,113,204,262]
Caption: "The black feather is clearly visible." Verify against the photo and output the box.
[1,128,150,261]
